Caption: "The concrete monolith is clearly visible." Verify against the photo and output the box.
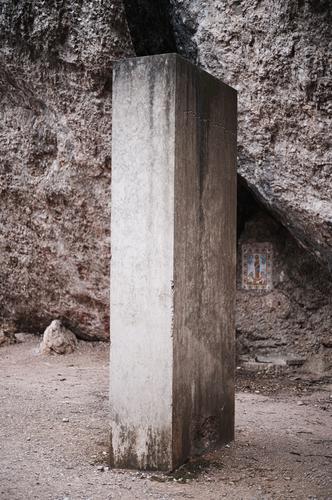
[110,54,237,470]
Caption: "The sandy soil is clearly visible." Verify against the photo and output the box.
[0,337,331,500]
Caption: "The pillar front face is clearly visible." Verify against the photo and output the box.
[110,54,237,470]
[110,56,176,470]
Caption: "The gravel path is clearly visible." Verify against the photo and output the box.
[0,338,331,500]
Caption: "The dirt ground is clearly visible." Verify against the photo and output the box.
[0,338,331,500]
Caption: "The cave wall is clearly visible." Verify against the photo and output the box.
[170,0,332,270]
[0,0,134,338]
[0,0,331,350]
[237,182,332,371]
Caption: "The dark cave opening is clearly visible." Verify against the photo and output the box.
[122,0,177,56]
[237,175,263,240]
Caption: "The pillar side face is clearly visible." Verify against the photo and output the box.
[172,57,237,467]
[110,55,176,470]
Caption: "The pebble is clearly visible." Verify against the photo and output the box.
[62,418,69,422]
[297,401,305,406]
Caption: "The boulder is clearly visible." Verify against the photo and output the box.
[40,320,77,355]
[303,348,332,375]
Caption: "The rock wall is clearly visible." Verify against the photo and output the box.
[237,181,332,371]
[0,0,134,339]
[0,0,331,351]
[169,0,332,369]
[170,0,332,270]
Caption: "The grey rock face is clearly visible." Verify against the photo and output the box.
[0,1,134,339]
[39,319,77,355]
[1,0,331,343]
[170,0,332,269]
[236,208,332,366]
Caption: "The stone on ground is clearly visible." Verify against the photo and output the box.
[0,321,16,347]
[40,320,77,355]
[0,331,16,347]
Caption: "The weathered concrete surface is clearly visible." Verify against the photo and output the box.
[170,0,332,270]
[0,0,134,339]
[110,55,176,470]
[172,57,237,466]
[110,54,236,470]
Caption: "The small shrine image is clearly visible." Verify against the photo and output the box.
[242,242,273,291]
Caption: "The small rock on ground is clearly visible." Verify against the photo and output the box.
[39,320,77,355]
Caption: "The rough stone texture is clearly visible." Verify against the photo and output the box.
[1,0,331,349]
[39,319,77,355]
[0,331,16,347]
[0,320,16,347]
[0,0,134,339]
[236,184,332,370]
[170,0,332,270]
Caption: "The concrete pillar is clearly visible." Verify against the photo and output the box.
[110,54,237,471]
